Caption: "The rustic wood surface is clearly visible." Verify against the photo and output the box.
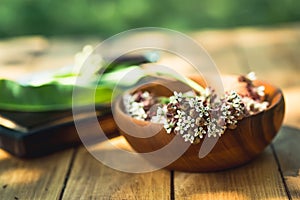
[0,24,299,199]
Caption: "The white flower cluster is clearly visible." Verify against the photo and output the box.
[239,72,269,114]
[243,97,269,114]
[123,91,152,120]
[151,90,246,143]
[123,72,269,144]
[151,106,168,124]
[220,91,245,129]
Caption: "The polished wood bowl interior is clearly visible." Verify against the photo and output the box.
[113,75,285,172]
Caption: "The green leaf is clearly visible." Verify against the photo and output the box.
[0,79,114,111]
[0,66,144,112]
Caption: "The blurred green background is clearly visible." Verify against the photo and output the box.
[0,0,299,38]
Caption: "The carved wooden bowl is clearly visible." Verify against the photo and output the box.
[113,75,285,172]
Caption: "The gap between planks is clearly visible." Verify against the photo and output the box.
[272,126,300,200]
[271,144,292,200]
[58,147,79,200]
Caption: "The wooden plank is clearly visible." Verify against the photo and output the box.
[0,148,74,200]
[273,126,300,200]
[174,147,287,200]
[62,136,170,200]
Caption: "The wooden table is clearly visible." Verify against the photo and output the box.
[0,24,300,200]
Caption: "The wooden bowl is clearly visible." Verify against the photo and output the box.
[113,75,285,172]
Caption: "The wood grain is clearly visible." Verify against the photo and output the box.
[174,147,287,200]
[0,148,74,200]
[273,126,300,199]
[62,137,170,200]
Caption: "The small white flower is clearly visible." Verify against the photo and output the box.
[169,96,177,104]
[151,115,167,123]
[126,101,147,120]
[157,106,167,116]
[141,91,150,98]
[174,110,186,119]
[151,106,168,123]
[174,91,183,101]
[204,87,213,97]
[256,86,265,97]
[260,101,269,110]
[246,72,256,81]
[164,121,175,134]
[207,118,225,137]
[182,133,194,143]
[170,91,183,104]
